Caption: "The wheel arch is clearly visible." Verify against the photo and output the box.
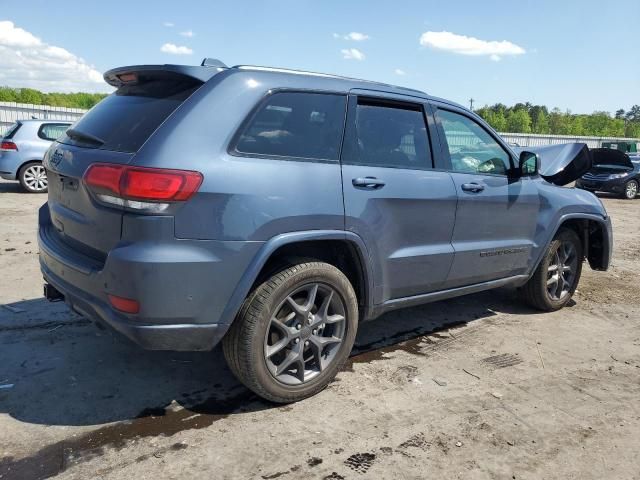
[533,213,612,274]
[218,231,374,326]
[18,158,45,174]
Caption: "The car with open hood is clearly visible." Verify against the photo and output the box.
[38,59,613,402]
[575,148,639,199]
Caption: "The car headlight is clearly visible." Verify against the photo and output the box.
[609,172,631,179]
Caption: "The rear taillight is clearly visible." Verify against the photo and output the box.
[83,163,203,212]
[0,141,18,151]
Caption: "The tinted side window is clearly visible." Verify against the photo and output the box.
[345,100,432,169]
[38,123,69,141]
[236,92,347,161]
[437,109,511,175]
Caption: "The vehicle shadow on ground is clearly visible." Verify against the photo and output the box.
[0,288,543,431]
[0,182,23,193]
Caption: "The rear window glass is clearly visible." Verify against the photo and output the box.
[235,92,347,161]
[58,78,201,153]
[2,122,21,139]
[38,123,70,141]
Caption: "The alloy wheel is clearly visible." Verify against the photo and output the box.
[625,181,638,199]
[546,240,578,301]
[23,164,48,192]
[264,283,346,386]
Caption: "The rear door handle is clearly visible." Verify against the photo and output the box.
[461,182,485,193]
[352,177,386,189]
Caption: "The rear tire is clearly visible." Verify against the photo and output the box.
[223,262,358,403]
[18,162,48,193]
[622,180,638,200]
[522,228,583,311]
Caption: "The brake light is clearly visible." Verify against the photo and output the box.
[123,168,203,201]
[108,294,140,314]
[0,141,18,151]
[117,73,138,84]
[84,163,122,193]
[83,163,203,212]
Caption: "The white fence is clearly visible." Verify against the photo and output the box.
[0,102,86,135]
[497,132,639,149]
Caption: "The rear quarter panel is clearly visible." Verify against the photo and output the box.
[132,70,348,241]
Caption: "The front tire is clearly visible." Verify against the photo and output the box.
[522,228,583,311]
[623,180,638,200]
[223,262,358,403]
[19,162,48,193]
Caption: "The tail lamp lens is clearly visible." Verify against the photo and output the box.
[122,168,203,201]
[83,164,203,209]
[0,141,18,151]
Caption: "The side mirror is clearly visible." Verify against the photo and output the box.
[518,151,538,177]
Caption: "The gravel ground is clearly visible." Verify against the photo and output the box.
[0,178,639,480]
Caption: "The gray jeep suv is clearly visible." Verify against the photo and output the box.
[39,60,612,402]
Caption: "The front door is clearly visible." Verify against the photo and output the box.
[432,106,540,288]
[341,93,458,303]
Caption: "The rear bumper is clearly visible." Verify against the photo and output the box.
[0,151,21,179]
[38,204,263,351]
[40,266,226,350]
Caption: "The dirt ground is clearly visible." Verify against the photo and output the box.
[0,178,639,480]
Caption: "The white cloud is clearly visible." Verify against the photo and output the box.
[345,32,369,41]
[394,68,406,76]
[160,43,193,55]
[0,21,109,92]
[419,31,525,61]
[341,48,365,61]
[163,22,174,27]
[180,30,195,38]
[334,32,370,41]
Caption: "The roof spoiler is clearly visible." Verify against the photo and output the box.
[104,60,227,88]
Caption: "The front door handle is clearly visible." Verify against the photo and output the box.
[461,182,485,193]
[352,177,386,189]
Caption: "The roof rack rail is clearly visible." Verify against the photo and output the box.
[201,58,228,68]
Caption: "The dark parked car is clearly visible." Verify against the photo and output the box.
[576,148,640,199]
[38,60,612,402]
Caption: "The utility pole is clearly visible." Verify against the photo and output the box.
[469,98,475,111]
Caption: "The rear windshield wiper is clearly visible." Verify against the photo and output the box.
[66,128,105,146]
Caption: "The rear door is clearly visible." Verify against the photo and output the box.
[341,92,457,303]
[432,105,540,288]
[44,73,204,258]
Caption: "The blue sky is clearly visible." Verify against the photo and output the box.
[1,0,638,113]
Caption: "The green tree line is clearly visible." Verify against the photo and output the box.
[0,87,107,109]
[476,103,640,138]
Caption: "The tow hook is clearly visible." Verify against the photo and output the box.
[44,283,64,302]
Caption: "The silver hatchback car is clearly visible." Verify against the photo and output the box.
[0,119,72,192]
